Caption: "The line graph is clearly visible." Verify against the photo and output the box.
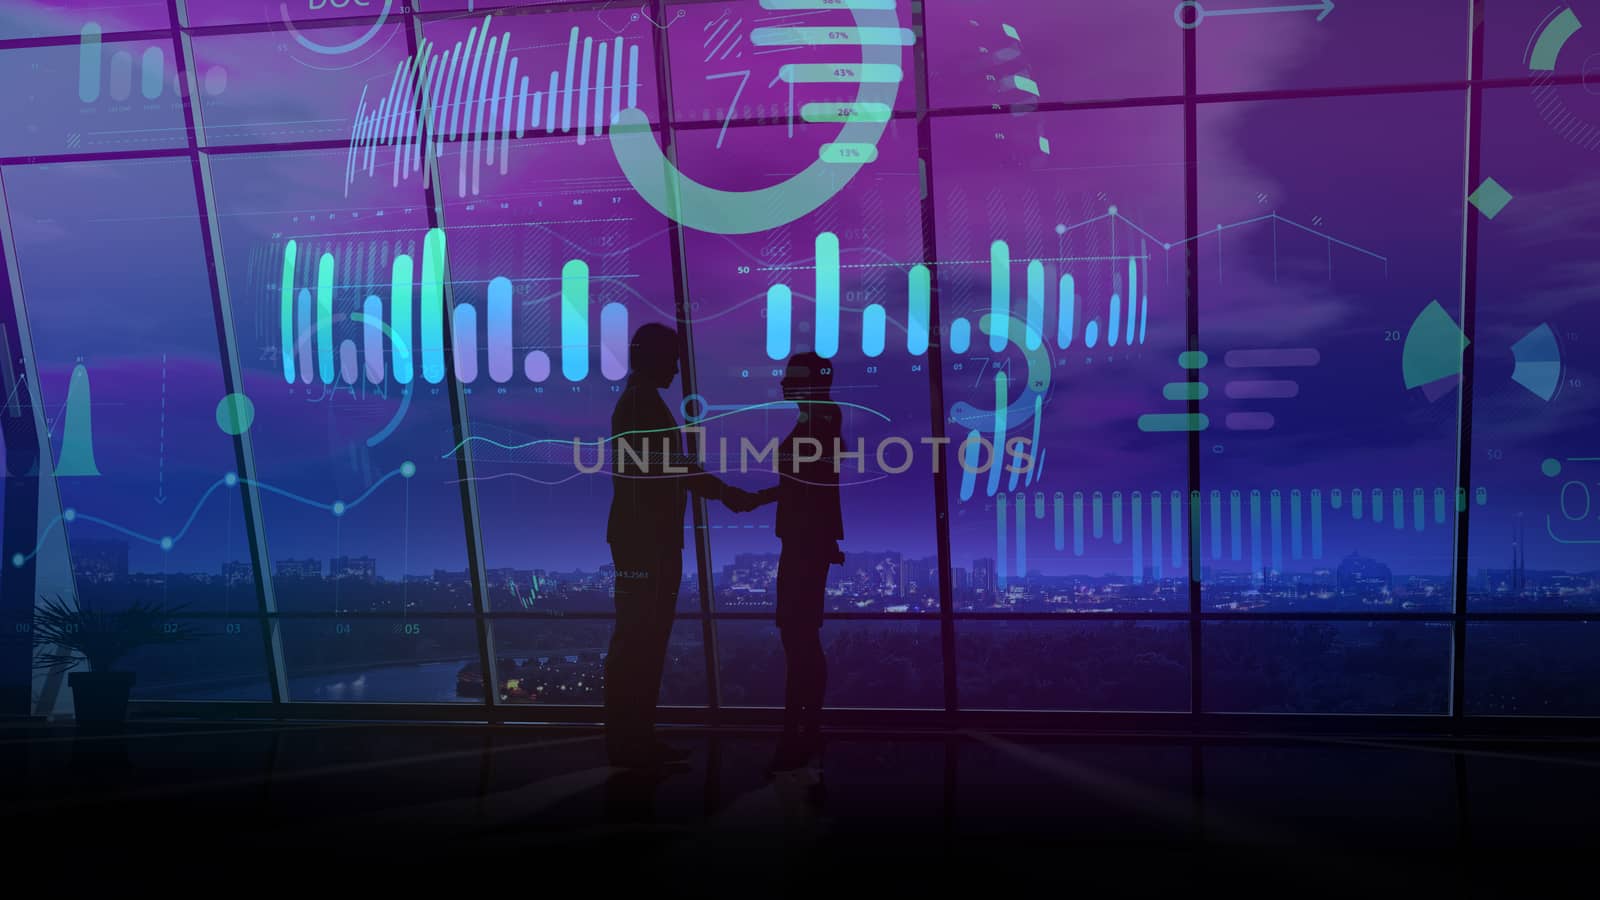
[8,463,418,569]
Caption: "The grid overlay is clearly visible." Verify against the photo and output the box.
[0,0,1589,726]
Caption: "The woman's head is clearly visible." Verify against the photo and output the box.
[628,323,680,388]
[781,352,832,400]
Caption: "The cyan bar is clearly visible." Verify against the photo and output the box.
[1108,289,1121,348]
[280,240,298,383]
[562,259,590,381]
[766,284,792,360]
[907,265,930,356]
[1025,260,1044,351]
[950,317,971,354]
[1126,256,1138,345]
[815,232,840,358]
[317,252,335,384]
[1058,274,1074,349]
[862,303,886,358]
[391,254,413,385]
[989,240,1009,353]
[986,370,1007,499]
[421,228,446,384]
[488,276,513,383]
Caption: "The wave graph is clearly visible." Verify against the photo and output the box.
[346,14,644,199]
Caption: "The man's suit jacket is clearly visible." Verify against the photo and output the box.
[605,376,725,550]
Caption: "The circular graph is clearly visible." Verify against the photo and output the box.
[610,3,905,234]
[1528,7,1600,151]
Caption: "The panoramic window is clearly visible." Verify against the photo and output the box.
[1,0,1596,721]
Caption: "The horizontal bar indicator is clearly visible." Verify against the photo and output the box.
[801,102,893,123]
[779,63,904,83]
[1138,413,1210,433]
[752,26,917,47]
[819,142,879,163]
[1163,382,1209,401]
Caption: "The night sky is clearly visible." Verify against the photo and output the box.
[3,0,1595,595]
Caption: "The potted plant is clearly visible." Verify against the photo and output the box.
[31,596,197,726]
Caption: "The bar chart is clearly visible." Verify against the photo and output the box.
[345,14,644,198]
[989,482,1490,588]
[763,232,1151,361]
[278,228,628,387]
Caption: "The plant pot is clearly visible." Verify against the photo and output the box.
[68,671,136,725]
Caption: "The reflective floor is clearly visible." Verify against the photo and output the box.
[4,720,1598,890]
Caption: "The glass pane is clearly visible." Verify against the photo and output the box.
[1468,88,1600,612]
[0,38,187,157]
[1,2,168,39]
[677,120,939,616]
[190,24,411,146]
[124,618,271,700]
[1203,620,1452,714]
[430,135,684,613]
[666,0,916,126]
[486,617,706,707]
[716,619,942,709]
[1467,622,1600,716]
[1197,93,1466,612]
[185,0,394,28]
[956,620,1189,712]
[934,108,1189,613]
[205,148,471,613]
[278,616,481,702]
[419,4,662,144]
[5,158,260,614]
[927,0,1181,106]
[1197,0,1469,94]
[1485,0,1600,80]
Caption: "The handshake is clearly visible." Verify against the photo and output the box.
[721,485,775,514]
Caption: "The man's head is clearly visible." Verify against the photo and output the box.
[781,351,832,400]
[628,323,680,389]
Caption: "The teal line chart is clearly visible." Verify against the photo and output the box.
[987,482,1490,588]
[8,462,419,568]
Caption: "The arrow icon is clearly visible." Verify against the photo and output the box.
[1175,0,1334,29]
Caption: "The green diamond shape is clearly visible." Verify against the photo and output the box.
[1468,177,1513,219]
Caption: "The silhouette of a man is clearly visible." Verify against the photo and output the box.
[750,352,844,773]
[605,323,755,768]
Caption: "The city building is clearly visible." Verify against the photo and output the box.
[275,558,321,579]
